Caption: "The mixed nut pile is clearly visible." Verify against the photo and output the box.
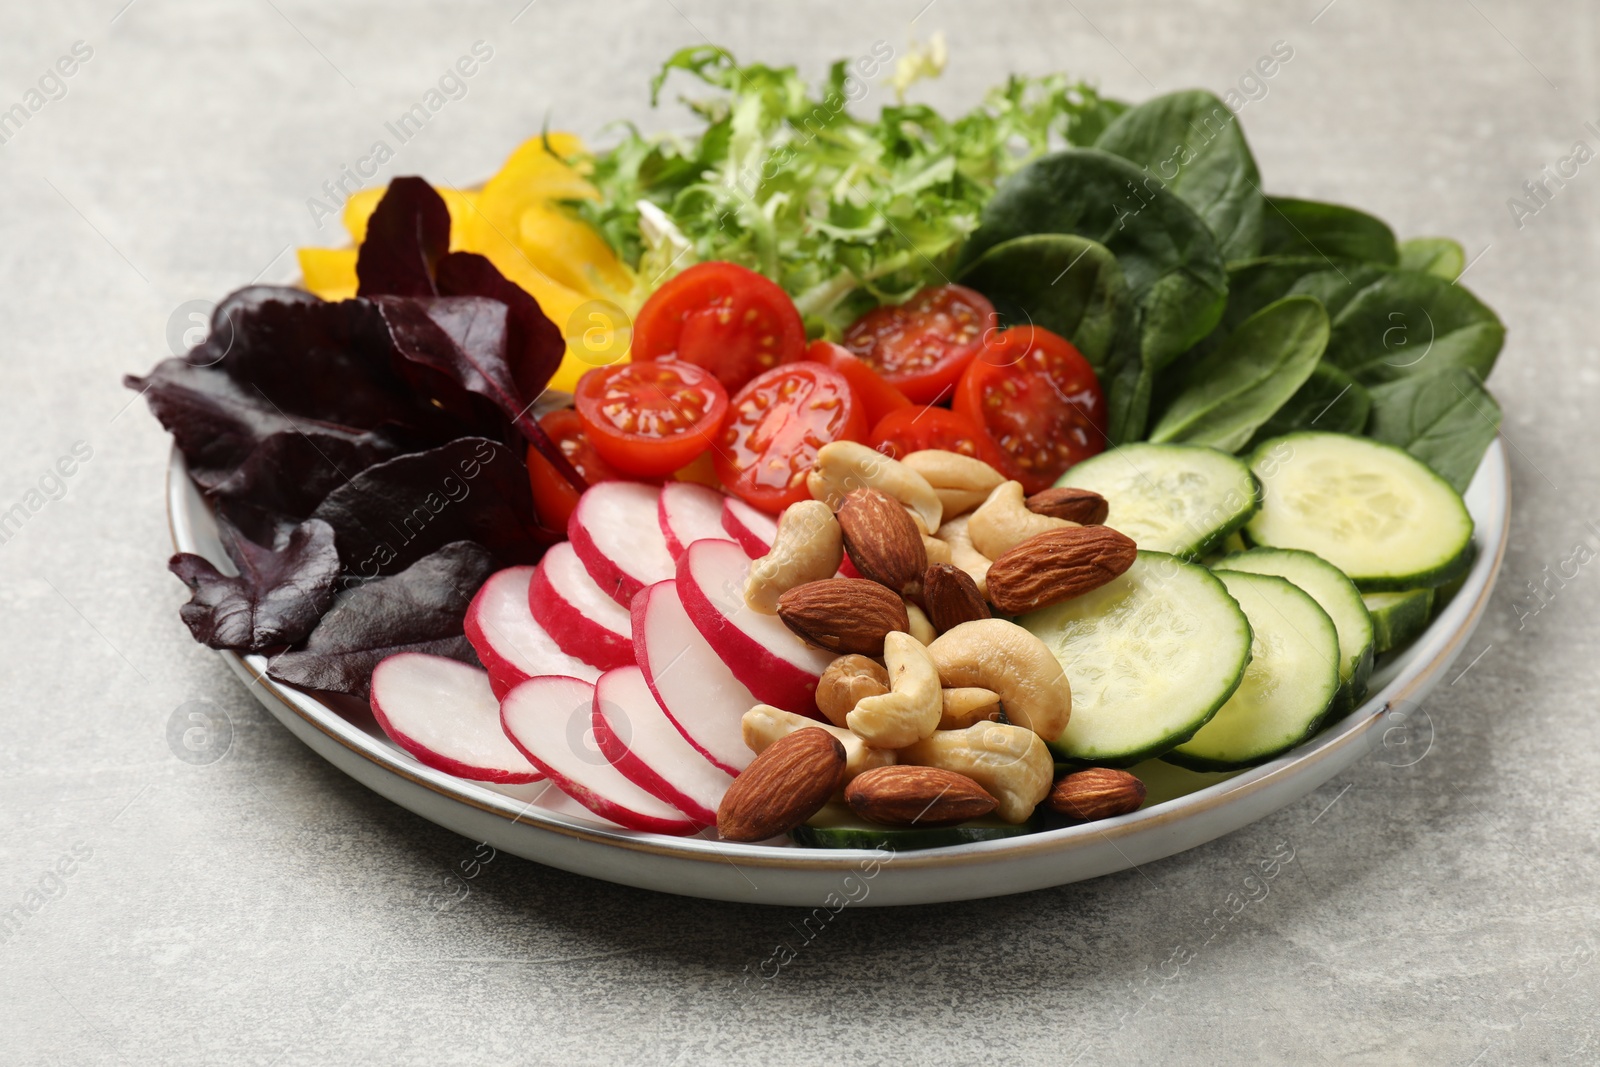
[716,441,1149,843]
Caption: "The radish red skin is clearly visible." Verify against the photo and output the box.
[370,653,543,783]
[463,566,599,698]
[528,549,634,670]
[720,496,777,557]
[590,666,732,824]
[567,482,676,605]
[658,482,729,558]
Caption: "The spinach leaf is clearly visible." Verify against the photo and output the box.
[1366,367,1501,492]
[960,149,1228,440]
[1094,89,1265,262]
[956,234,1127,371]
[1306,267,1505,385]
[1149,295,1330,452]
[1246,363,1372,447]
[1221,256,1344,332]
[1260,197,1398,265]
[1397,237,1466,281]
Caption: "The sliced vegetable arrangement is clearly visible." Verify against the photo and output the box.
[131,45,1504,851]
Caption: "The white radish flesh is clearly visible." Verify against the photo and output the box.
[529,542,635,670]
[464,567,599,698]
[592,665,734,823]
[721,496,779,558]
[370,653,542,783]
[568,481,675,605]
[658,482,731,558]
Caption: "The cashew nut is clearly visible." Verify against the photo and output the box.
[899,722,1054,823]
[816,654,890,727]
[743,705,895,784]
[934,514,993,596]
[904,602,936,645]
[903,450,1006,518]
[807,441,942,536]
[940,687,1002,729]
[925,619,1072,741]
[846,631,942,749]
[967,481,1077,559]
[922,532,953,566]
[743,500,843,614]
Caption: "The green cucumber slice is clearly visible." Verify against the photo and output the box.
[1245,432,1474,591]
[1214,547,1375,715]
[1165,571,1341,771]
[1363,588,1434,653]
[1020,551,1252,766]
[1058,443,1260,559]
[790,806,1033,850]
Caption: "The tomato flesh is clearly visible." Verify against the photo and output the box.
[575,360,729,477]
[526,409,625,530]
[868,405,1012,472]
[841,284,996,403]
[954,326,1106,494]
[806,340,912,428]
[632,261,807,393]
[715,363,866,514]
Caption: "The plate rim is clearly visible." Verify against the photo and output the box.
[166,440,1510,874]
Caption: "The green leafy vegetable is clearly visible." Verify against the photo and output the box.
[1220,256,1338,332]
[956,233,1127,370]
[1260,197,1398,265]
[1398,237,1466,281]
[1311,267,1505,385]
[1149,296,1330,452]
[576,46,1124,333]
[1094,89,1265,262]
[1247,362,1372,446]
[1367,367,1501,492]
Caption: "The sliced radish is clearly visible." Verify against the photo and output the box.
[677,539,834,716]
[464,567,600,698]
[528,542,634,670]
[500,675,701,835]
[721,496,779,558]
[632,580,760,775]
[568,481,675,605]
[658,482,731,558]
[370,653,542,783]
[593,665,734,823]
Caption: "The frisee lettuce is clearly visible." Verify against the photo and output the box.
[572,44,1125,335]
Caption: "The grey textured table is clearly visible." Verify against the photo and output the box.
[3,1,1596,1063]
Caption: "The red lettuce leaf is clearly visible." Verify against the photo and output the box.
[310,436,558,578]
[436,251,565,404]
[208,429,403,545]
[168,518,340,652]
[356,176,450,298]
[267,540,495,698]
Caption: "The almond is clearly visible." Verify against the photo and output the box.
[718,728,848,842]
[984,526,1137,614]
[1047,767,1146,822]
[845,765,997,827]
[837,488,927,596]
[922,563,991,634]
[777,579,909,656]
[1026,486,1110,525]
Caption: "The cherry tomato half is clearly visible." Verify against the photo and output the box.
[631,261,807,393]
[715,362,867,514]
[526,408,625,530]
[575,360,729,478]
[841,284,997,404]
[806,340,913,428]
[954,326,1106,494]
[868,405,1012,472]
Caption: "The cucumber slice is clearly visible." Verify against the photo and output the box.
[1165,571,1341,771]
[1363,588,1434,653]
[1019,552,1252,766]
[1214,547,1375,715]
[1245,432,1474,591]
[790,806,1033,850]
[1057,443,1260,559]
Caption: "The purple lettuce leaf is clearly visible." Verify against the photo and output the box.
[207,429,403,545]
[167,518,340,652]
[356,176,451,298]
[267,540,495,698]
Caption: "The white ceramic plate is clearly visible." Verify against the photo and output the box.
[167,442,1508,906]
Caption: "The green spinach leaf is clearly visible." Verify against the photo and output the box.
[956,234,1127,371]
[1094,89,1265,262]
[1366,367,1501,492]
[1260,197,1398,265]
[1246,362,1371,447]
[1397,237,1466,281]
[1149,295,1330,452]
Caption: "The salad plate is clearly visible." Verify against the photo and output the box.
[168,440,1506,907]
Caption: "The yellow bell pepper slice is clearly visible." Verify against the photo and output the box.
[342,186,481,249]
[518,203,635,303]
[297,247,359,301]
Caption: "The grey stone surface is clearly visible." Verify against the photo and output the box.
[1,0,1596,1063]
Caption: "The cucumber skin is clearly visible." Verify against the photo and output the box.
[789,821,1034,851]
[1366,589,1435,653]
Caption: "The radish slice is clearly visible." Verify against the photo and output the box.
[593,665,734,823]
[721,496,778,557]
[632,580,760,775]
[464,567,600,698]
[370,653,542,783]
[568,481,675,605]
[501,675,701,835]
[528,543,634,670]
[677,539,834,716]
[658,482,731,558]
